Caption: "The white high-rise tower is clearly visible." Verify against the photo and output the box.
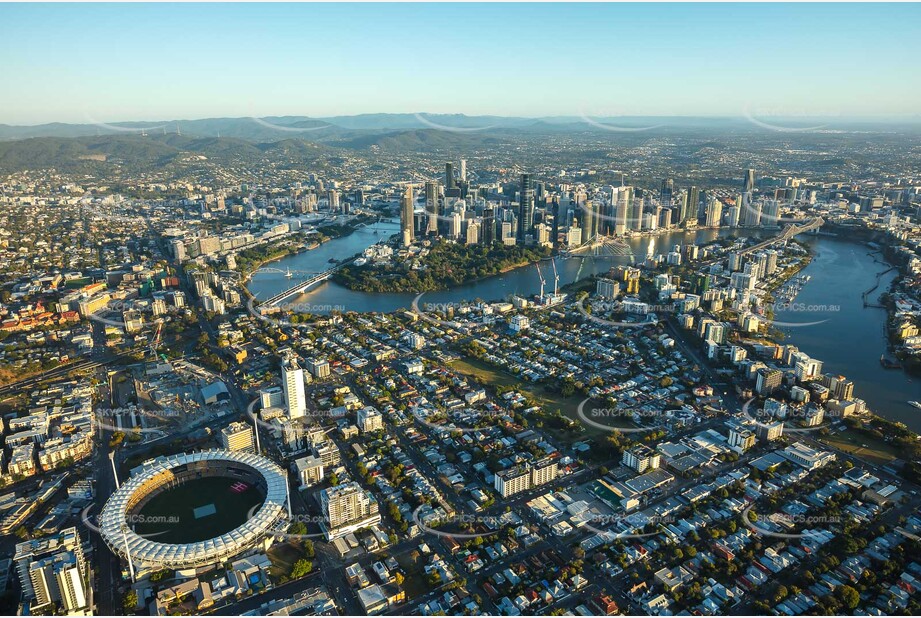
[281,355,307,419]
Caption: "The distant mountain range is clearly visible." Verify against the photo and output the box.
[0,134,329,174]
[0,113,917,174]
[0,113,624,141]
[5,112,914,143]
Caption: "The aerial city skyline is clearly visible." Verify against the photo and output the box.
[1,2,920,618]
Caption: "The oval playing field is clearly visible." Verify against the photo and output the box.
[99,450,288,569]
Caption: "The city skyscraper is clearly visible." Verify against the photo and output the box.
[482,206,496,244]
[685,186,700,225]
[743,168,756,197]
[14,528,90,616]
[424,180,438,236]
[320,481,381,540]
[445,162,455,189]
[613,187,630,235]
[626,187,642,231]
[518,173,534,241]
[705,197,723,227]
[584,200,599,241]
[698,189,709,223]
[660,178,674,205]
[551,200,560,247]
[741,199,763,227]
[401,186,414,247]
[742,168,756,221]
[762,199,779,226]
[726,205,741,227]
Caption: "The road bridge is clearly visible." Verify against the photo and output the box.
[260,257,358,306]
[701,216,824,266]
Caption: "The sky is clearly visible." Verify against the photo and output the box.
[1,2,919,125]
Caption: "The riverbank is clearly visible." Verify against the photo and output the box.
[333,241,553,293]
[237,233,312,282]
[238,215,378,282]
[764,240,813,295]
[246,227,760,317]
[774,234,921,433]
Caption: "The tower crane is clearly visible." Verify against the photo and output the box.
[535,261,546,299]
[149,319,165,361]
[551,259,560,297]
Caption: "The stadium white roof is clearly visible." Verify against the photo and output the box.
[99,449,288,569]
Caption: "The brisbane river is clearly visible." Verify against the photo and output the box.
[775,235,921,432]
[247,221,921,433]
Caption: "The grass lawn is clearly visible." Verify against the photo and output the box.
[395,550,430,600]
[449,356,630,437]
[450,357,585,416]
[818,432,900,466]
[134,477,265,544]
[449,357,518,388]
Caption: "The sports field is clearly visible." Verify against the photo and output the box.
[133,477,266,544]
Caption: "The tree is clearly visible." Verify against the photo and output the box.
[123,590,138,613]
[290,559,312,579]
[838,585,860,610]
[394,572,405,586]
[150,569,170,582]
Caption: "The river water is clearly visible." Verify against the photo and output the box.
[247,221,743,312]
[247,222,921,432]
[774,235,921,432]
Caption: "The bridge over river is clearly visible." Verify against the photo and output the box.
[257,257,358,306]
[701,216,825,265]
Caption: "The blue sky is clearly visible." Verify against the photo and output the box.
[1,3,919,124]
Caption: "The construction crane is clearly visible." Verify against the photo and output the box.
[148,319,164,361]
[535,261,546,299]
[551,259,560,297]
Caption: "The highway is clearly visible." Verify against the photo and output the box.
[0,352,134,399]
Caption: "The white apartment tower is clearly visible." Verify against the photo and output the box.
[219,421,255,453]
[282,355,307,419]
[14,528,90,616]
[320,482,382,539]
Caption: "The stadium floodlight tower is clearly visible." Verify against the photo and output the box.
[109,451,119,489]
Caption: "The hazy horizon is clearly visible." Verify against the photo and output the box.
[4,111,921,130]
